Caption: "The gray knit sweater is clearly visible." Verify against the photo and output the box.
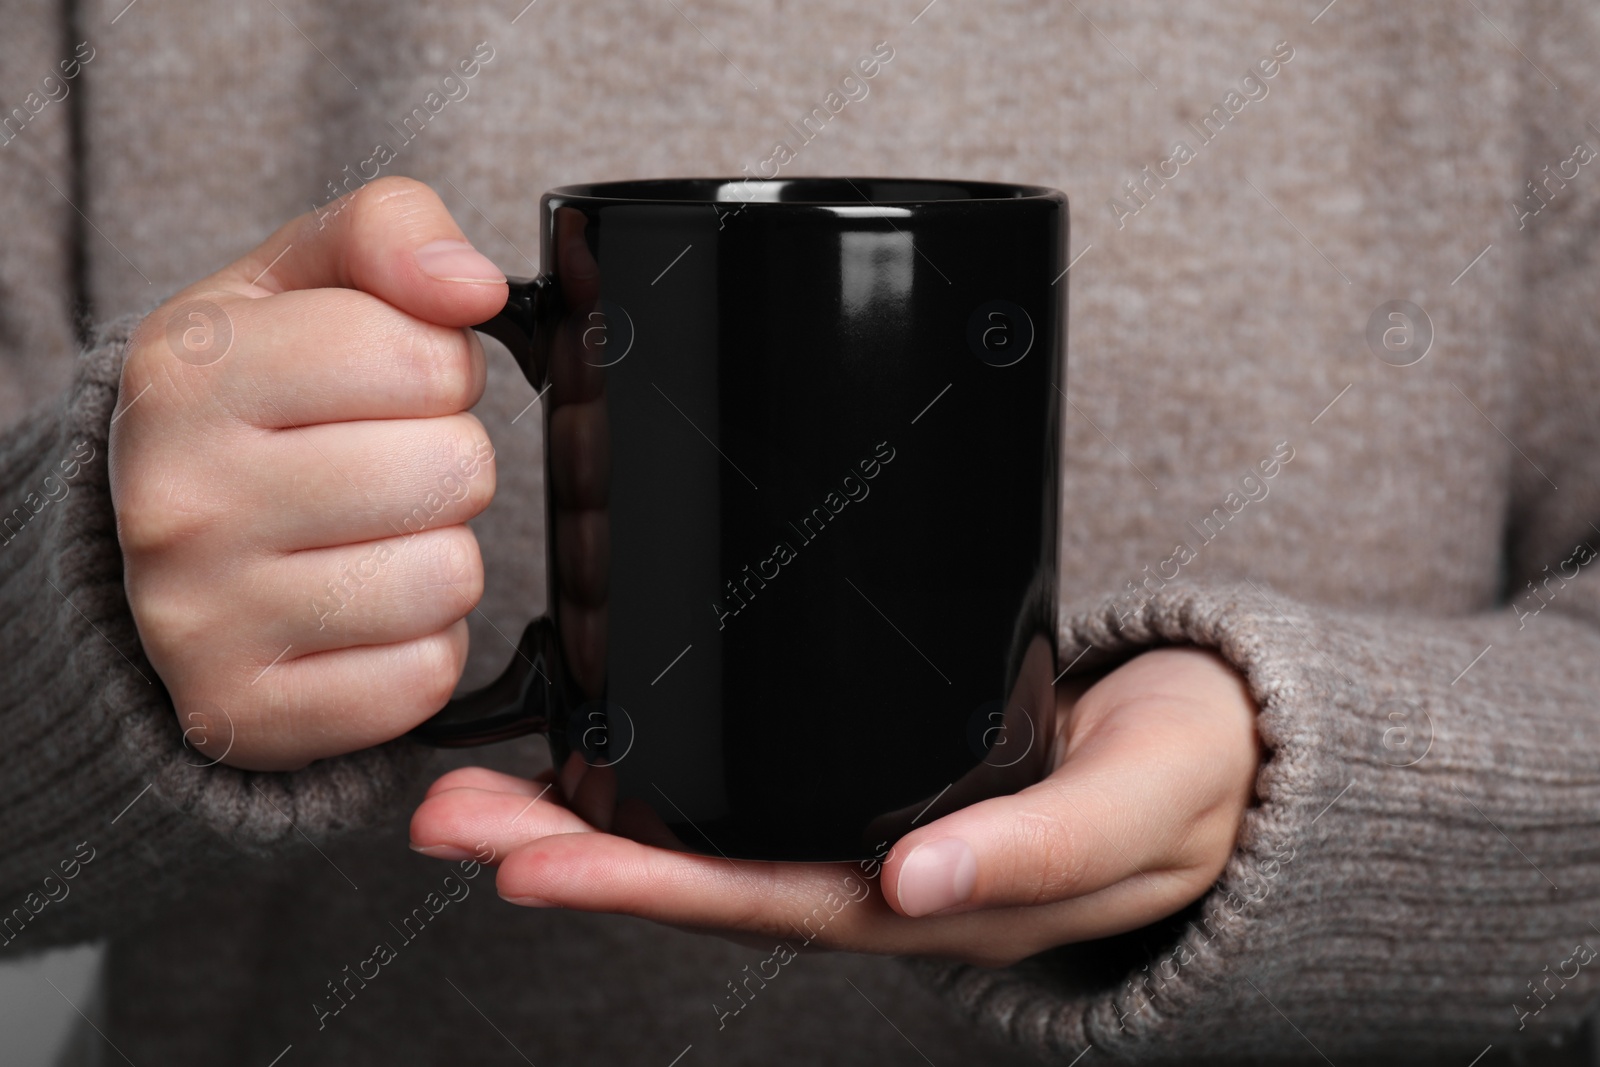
[4,0,1600,1063]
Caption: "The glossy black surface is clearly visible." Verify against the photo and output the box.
[413,177,1067,861]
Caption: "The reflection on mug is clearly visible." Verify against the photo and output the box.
[570,699,636,767]
[547,207,612,705]
[863,635,1058,846]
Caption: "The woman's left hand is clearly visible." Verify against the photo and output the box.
[409,642,1261,967]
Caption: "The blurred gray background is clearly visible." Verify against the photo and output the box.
[0,947,101,1066]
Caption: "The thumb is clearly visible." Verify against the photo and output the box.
[881,769,1162,919]
[214,175,508,328]
[883,648,1259,919]
[882,698,1227,918]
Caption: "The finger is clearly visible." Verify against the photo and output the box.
[412,789,1181,965]
[216,176,508,329]
[493,833,874,927]
[424,765,552,801]
[881,771,1165,919]
[882,677,1241,918]
[205,289,488,428]
[248,413,494,551]
[266,526,482,655]
[410,783,592,859]
[220,618,471,769]
[492,831,1201,966]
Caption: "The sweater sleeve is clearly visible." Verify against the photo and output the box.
[0,314,428,952]
[914,4,1600,1059]
[912,572,1600,1064]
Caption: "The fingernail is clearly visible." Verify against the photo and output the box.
[500,893,559,908]
[896,839,978,917]
[415,239,506,284]
[411,843,475,861]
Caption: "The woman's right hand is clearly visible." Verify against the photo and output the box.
[110,176,508,771]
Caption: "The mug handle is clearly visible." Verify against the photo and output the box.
[409,275,562,747]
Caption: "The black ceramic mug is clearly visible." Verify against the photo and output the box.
[412,177,1067,862]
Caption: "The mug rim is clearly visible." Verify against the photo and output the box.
[547,176,1063,206]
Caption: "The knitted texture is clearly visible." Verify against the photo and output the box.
[916,584,1600,1065]
[1,0,1598,1063]
[0,315,428,947]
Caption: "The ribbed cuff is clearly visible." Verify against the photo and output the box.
[909,580,1600,1064]
[0,313,427,949]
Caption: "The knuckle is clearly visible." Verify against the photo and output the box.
[128,580,211,665]
[399,421,491,534]
[410,626,467,711]
[129,290,240,373]
[462,419,497,500]
[217,671,316,771]
[427,766,494,795]
[120,329,158,381]
[723,896,771,936]
[425,526,483,604]
[398,323,477,412]
[114,475,216,556]
[350,176,444,240]
[172,698,237,759]
[1172,817,1240,882]
[439,415,496,510]
[1013,806,1088,905]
